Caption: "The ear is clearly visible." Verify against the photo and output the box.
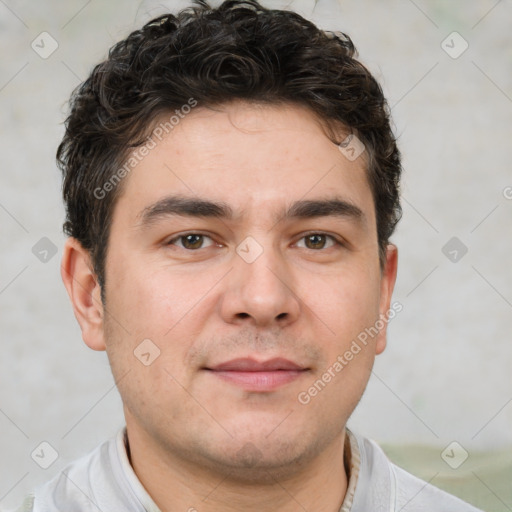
[375,244,398,355]
[61,238,106,351]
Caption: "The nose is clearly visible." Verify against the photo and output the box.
[218,241,301,329]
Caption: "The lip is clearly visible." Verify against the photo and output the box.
[204,358,309,392]
[208,357,306,372]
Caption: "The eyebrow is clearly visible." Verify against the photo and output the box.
[136,194,365,228]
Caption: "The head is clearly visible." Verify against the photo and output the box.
[60,0,401,483]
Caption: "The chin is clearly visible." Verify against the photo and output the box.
[194,427,327,484]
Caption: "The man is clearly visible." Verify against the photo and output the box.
[18,1,482,510]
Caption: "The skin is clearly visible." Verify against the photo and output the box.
[62,100,398,512]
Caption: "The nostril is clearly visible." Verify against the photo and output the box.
[233,312,289,321]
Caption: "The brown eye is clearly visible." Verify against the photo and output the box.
[297,234,337,250]
[306,234,326,249]
[169,234,213,250]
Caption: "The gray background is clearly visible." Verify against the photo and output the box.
[1,0,511,509]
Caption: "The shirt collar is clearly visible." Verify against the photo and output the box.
[339,428,361,511]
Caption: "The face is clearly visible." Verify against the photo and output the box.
[66,101,397,480]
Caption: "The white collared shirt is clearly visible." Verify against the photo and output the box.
[16,428,483,512]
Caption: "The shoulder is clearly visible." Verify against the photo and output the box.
[20,432,120,512]
[350,431,483,512]
[19,428,158,512]
[390,460,483,511]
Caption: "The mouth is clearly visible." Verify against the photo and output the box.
[203,357,310,392]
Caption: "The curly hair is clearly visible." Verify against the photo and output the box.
[57,0,402,295]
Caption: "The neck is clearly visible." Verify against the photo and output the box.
[125,425,349,512]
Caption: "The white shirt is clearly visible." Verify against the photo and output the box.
[17,428,483,512]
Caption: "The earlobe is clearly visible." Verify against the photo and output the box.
[61,238,106,351]
[375,244,398,355]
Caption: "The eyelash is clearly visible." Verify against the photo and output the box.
[167,233,216,250]
[166,232,342,251]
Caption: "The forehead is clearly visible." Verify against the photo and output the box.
[112,101,375,228]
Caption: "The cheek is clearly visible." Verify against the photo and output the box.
[301,265,382,344]
[106,256,195,336]
[104,260,221,381]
